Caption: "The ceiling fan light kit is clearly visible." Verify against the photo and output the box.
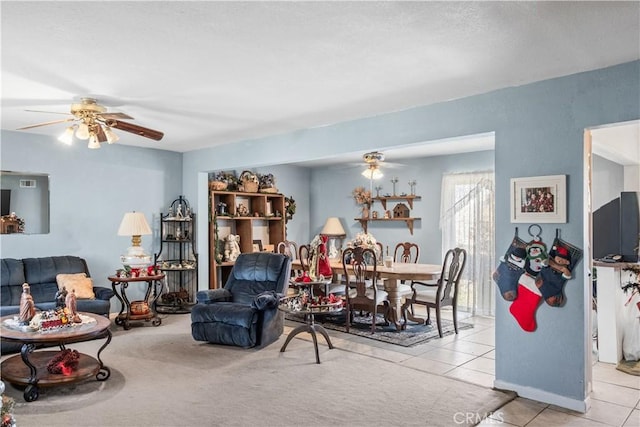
[361,165,384,180]
[18,97,164,149]
[361,151,386,180]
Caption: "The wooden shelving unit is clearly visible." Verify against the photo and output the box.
[209,190,286,289]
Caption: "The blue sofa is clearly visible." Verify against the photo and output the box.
[191,252,291,349]
[1,256,114,353]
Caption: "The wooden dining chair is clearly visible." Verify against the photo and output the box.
[393,241,420,313]
[393,242,420,264]
[342,246,390,333]
[277,240,298,259]
[278,240,300,282]
[298,244,312,273]
[401,247,467,338]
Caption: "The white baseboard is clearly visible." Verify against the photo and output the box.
[494,380,590,413]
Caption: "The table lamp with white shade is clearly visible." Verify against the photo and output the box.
[321,217,346,259]
[118,211,152,267]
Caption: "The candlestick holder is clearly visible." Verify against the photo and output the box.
[409,180,417,196]
[391,177,398,196]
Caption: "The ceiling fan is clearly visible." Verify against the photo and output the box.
[16,97,164,148]
[361,151,388,180]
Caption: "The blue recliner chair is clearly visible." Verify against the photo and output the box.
[191,252,291,348]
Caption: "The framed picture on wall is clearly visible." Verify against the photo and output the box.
[510,175,566,223]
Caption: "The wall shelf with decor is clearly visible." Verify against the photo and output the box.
[154,196,198,314]
[372,195,421,210]
[355,217,421,235]
[209,190,286,289]
[357,195,421,235]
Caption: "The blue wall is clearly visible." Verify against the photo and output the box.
[308,150,494,263]
[183,61,640,410]
[0,131,183,306]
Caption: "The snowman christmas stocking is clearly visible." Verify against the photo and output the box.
[492,232,527,301]
[509,273,542,332]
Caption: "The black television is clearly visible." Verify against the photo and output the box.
[593,191,640,262]
[0,189,9,216]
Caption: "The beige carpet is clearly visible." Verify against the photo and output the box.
[2,314,514,427]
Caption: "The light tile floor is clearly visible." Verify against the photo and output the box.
[285,308,640,427]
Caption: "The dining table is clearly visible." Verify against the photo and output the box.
[290,258,441,330]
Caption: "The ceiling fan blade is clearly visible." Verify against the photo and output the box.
[105,119,164,141]
[95,125,107,143]
[98,112,134,120]
[25,109,71,115]
[16,117,76,130]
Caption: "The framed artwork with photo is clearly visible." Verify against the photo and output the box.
[252,239,263,252]
[510,174,566,223]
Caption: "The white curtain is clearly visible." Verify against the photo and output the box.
[440,171,495,316]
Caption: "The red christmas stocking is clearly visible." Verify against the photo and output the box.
[509,273,542,332]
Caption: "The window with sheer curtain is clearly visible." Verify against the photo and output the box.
[440,171,495,316]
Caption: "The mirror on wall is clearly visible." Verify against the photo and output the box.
[0,171,50,234]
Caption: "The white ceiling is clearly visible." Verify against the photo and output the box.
[2,1,639,162]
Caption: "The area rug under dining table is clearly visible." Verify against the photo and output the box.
[285,311,473,347]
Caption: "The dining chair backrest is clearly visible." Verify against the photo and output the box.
[376,242,384,259]
[342,246,378,299]
[298,244,312,272]
[438,247,467,304]
[393,242,420,264]
[341,245,389,333]
[277,240,298,259]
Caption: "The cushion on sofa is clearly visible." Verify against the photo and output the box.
[56,273,96,299]
[23,256,90,303]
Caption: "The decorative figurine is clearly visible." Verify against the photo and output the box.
[55,286,68,308]
[237,204,249,216]
[19,283,36,324]
[224,234,241,262]
[176,203,184,219]
[65,289,81,323]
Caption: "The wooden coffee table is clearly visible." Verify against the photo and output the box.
[0,312,112,402]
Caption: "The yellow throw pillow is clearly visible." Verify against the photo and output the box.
[56,273,95,300]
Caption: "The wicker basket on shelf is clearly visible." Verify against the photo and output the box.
[239,171,259,193]
[209,181,228,191]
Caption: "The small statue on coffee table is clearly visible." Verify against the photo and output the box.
[65,288,82,323]
[19,283,36,324]
[55,286,68,309]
